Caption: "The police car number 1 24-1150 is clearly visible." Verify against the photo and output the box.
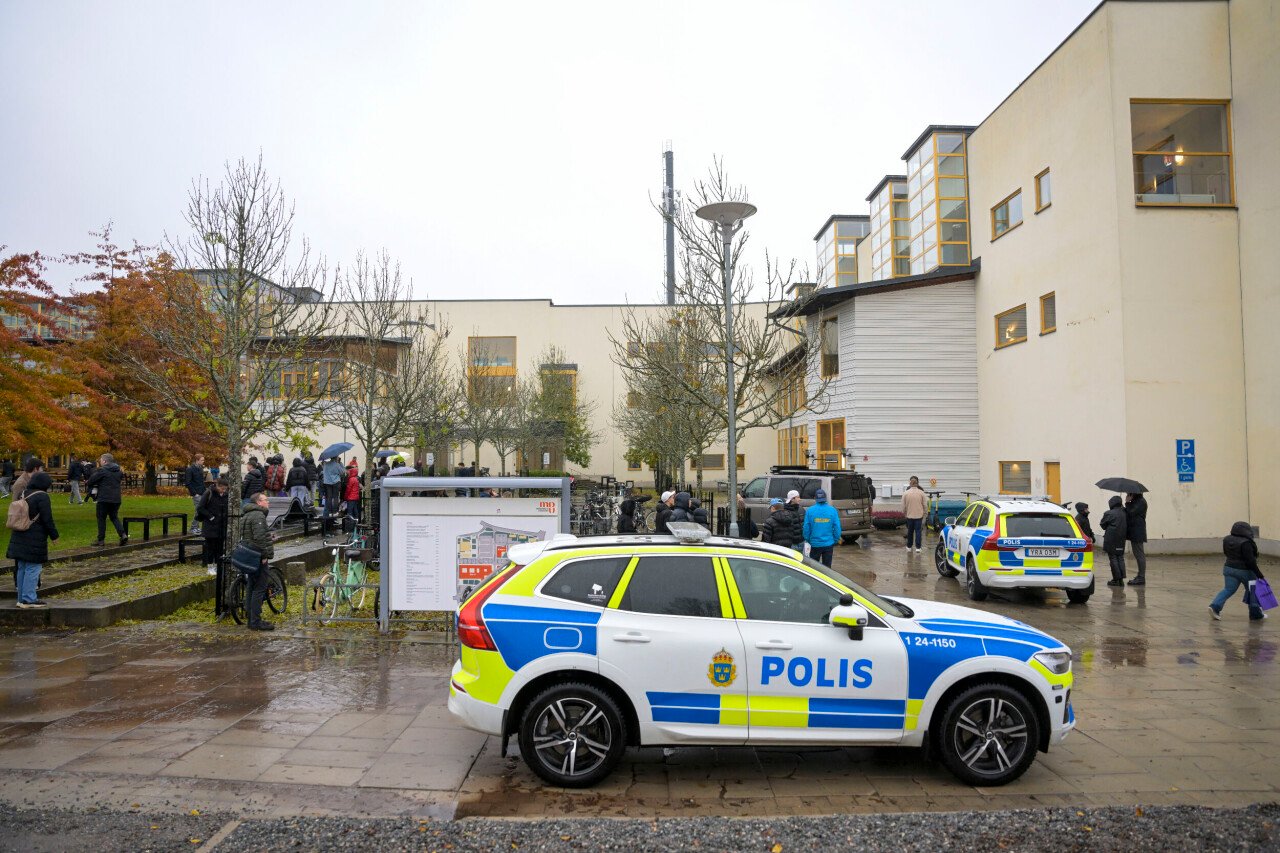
[911,636,957,648]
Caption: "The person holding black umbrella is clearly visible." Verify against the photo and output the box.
[1125,492,1149,586]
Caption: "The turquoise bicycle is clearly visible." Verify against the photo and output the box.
[311,528,376,622]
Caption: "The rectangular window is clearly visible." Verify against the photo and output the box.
[695,453,726,470]
[620,556,722,618]
[816,418,845,471]
[999,461,1032,495]
[1131,100,1233,206]
[468,336,516,369]
[543,557,631,607]
[1040,292,1057,335]
[776,426,807,467]
[627,458,642,471]
[819,317,839,377]
[995,304,1028,349]
[736,453,745,470]
[1035,168,1052,212]
[991,190,1023,240]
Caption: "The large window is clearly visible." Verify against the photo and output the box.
[468,336,517,398]
[995,304,1028,349]
[620,556,721,618]
[693,453,725,471]
[816,419,845,471]
[1040,292,1056,335]
[819,317,839,377]
[727,558,843,624]
[1131,100,1232,206]
[542,557,631,607]
[999,461,1031,495]
[777,426,807,467]
[1035,168,1052,212]
[991,190,1023,240]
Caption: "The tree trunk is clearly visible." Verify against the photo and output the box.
[143,461,159,495]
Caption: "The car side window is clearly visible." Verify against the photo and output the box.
[829,477,854,501]
[619,556,721,618]
[767,477,801,499]
[542,556,631,607]
[742,478,766,499]
[956,506,976,528]
[975,506,992,528]
[800,479,822,499]
[727,558,844,625]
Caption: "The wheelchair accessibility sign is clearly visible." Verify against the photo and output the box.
[1177,439,1195,483]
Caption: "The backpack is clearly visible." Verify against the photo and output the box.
[6,490,43,532]
[265,464,285,492]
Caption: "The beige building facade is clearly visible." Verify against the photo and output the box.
[792,0,1278,550]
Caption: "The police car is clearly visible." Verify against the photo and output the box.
[934,498,1095,604]
[449,523,1075,788]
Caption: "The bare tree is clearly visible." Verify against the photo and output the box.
[327,250,454,505]
[103,155,334,545]
[514,345,598,472]
[610,160,831,486]
[454,338,518,474]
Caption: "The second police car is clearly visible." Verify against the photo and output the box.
[449,523,1076,788]
[934,498,1095,604]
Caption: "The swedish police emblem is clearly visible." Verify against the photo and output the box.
[707,648,737,687]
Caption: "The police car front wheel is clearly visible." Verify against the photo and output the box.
[518,682,627,788]
[938,683,1040,786]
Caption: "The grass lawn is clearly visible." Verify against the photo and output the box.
[0,494,197,554]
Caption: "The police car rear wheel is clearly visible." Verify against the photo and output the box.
[965,557,988,602]
[518,683,626,788]
[1066,577,1094,604]
[939,683,1040,786]
[935,541,958,577]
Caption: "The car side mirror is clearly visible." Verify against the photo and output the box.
[944,516,957,526]
[830,594,868,641]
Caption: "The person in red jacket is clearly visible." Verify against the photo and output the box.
[343,460,363,526]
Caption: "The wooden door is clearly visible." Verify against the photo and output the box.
[1045,462,1061,505]
[816,419,845,471]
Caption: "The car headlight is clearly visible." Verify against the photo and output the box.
[1033,651,1072,675]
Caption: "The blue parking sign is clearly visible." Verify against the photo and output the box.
[1176,438,1195,483]
[1176,439,1195,457]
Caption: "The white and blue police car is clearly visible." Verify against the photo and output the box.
[449,523,1075,788]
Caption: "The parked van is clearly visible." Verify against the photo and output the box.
[740,466,875,541]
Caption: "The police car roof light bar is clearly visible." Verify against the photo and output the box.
[666,521,711,544]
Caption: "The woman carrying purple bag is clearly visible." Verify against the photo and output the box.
[1210,521,1266,622]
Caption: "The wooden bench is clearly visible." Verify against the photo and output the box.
[121,513,188,541]
[177,534,208,563]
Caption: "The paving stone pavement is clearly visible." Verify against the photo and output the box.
[0,531,1275,820]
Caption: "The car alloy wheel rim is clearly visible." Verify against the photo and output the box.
[953,696,1029,777]
[532,697,612,777]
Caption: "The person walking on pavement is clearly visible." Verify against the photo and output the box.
[1074,502,1096,545]
[86,454,127,546]
[6,471,58,608]
[902,476,928,553]
[1125,492,1149,586]
[67,457,84,504]
[1210,521,1267,621]
[803,488,842,568]
[760,498,799,552]
[286,457,310,508]
[238,492,276,631]
[185,454,206,535]
[196,477,229,576]
[1100,495,1128,587]
[0,458,13,498]
[654,490,676,535]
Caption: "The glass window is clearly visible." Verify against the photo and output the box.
[799,477,822,499]
[939,198,967,220]
[956,505,977,528]
[936,133,965,154]
[1004,513,1077,538]
[995,304,1028,349]
[910,235,923,259]
[620,556,721,618]
[938,178,967,198]
[1040,292,1056,334]
[939,221,967,242]
[941,244,969,265]
[836,220,868,238]
[727,558,843,625]
[468,373,517,400]
[938,155,965,176]
[893,201,909,219]
[837,257,857,273]
[924,225,937,250]
[543,557,631,607]
[743,477,766,499]
[992,190,1023,239]
[820,317,839,377]
[921,157,935,182]
[697,453,726,470]
[908,194,921,217]
[1035,169,1052,211]
[921,180,936,208]
[829,477,853,501]
[1000,462,1032,495]
[1131,101,1232,205]
[924,246,939,270]
[468,336,516,369]
[908,173,921,196]
[767,477,802,499]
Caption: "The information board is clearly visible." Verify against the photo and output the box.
[387,496,563,611]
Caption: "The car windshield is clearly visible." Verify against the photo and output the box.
[800,555,912,618]
[1003,513,1077,538]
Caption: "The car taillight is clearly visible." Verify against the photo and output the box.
[457,566,516,651]
[981,516,1018,551]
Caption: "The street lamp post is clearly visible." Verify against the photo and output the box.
[694,200,757,538]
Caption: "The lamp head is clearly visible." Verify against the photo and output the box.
[695,201,757,228]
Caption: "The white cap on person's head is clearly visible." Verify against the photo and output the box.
[786,489,800,502]
[660,490,675,502]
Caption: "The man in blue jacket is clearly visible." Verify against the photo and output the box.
[803,488,842,567]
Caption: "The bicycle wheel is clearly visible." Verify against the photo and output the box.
[312,572,334,612]
[229,575,247,625]
[635,511,649,534]
[318,574,342,624]
[265,568,288,615]
[348,562,367,614]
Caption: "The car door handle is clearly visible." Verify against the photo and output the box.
[755,640,793,650]
[613,632,651,643]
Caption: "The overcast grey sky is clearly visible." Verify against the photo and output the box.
[2,0,1098,304]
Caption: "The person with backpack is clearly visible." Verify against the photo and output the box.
[196,477,229,576]
[6,471,58,609]
[85,454,127,547]
[1100,495,1128,587]
[264,455,286,497]
[185,454,206,535]
[238,491,276,631]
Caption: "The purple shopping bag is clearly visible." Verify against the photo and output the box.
[1251,578,1278,611]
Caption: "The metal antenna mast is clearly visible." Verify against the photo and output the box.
[663,142,676,305]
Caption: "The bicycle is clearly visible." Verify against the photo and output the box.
[228,563,288,625]
[310,527,376,622]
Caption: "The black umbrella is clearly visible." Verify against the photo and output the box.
[1096,477,1148,493]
